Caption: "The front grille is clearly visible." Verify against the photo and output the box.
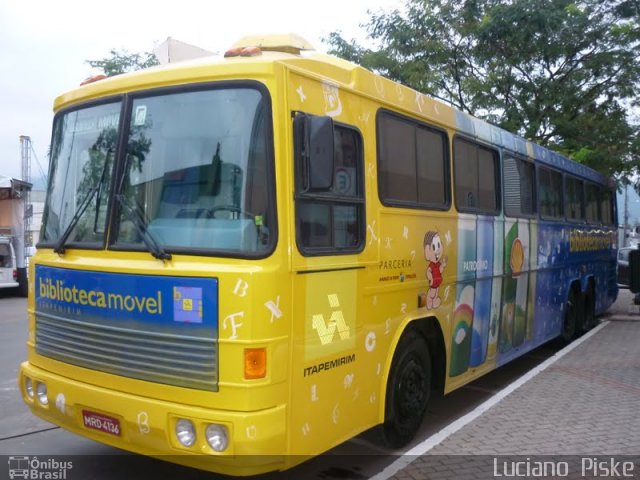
[36,311,218,391]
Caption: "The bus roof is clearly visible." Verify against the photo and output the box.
[55,35,614,188]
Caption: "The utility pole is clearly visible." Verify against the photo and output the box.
[19,135,32,256]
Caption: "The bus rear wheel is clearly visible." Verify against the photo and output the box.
[382,330,431,449]
[561,288,580,343]
[581,286,596,333]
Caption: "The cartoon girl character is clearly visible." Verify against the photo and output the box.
[424,230,448,309]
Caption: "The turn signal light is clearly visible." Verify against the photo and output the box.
[244,348,266,379]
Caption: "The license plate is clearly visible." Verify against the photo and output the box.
[82,410,121,436]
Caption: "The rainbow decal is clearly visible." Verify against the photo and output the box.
[450,285,474,376]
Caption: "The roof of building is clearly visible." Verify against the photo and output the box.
[0,175,32,191]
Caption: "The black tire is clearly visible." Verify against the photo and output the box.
[15,267,28,298]
[561,287,580,343]
[382,330,431,449]
[581,286,596,333]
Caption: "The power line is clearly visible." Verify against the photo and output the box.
[29,140,48,183]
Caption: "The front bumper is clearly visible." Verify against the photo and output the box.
[19,361,288,476]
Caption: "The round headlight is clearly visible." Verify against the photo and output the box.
[36,382,48,405]
[25,377,34,399]
[175,419,196,447]
[205,424,229,452]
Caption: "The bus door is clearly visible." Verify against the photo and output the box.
[287,82,370,452]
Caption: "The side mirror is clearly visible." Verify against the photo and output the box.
[294,113,334,191]
[630,249,640,293]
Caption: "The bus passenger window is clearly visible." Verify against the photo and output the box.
[453,138,499,214]
[565,176,585,221]
[538,167,563,219]
[600,189,614,225]
[377,111,448,209]
[585,183,600,223]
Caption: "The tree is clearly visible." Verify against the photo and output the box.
[86,49,159,76]
[326,0,640,179]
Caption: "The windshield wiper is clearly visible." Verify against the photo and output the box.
[115,194,172,261]
[53,154,111,255]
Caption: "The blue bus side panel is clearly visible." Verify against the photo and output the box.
[533,223,568,344]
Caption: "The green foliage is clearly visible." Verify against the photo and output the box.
[86,49,159,76]
[326,0,640,179]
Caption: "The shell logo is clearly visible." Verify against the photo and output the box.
[510,238,524,276]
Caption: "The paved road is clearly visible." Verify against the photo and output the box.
[1,290,633,479]
[386,289,640,479]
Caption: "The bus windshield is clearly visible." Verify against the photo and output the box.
[42,85,275,257]
[41,101,120,247]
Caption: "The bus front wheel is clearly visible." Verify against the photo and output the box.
[382,330,431,449]
[16,268,28,297]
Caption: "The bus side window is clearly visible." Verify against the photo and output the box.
[600,188,613,225]
[293,113,365,255]
[453,137,499,215]
[538,167,563,220]
[585,183,600,223]
[376,110,449,209]
[565,175,585,222]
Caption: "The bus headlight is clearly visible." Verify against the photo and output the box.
[36,382,48,405]
[205,424,229,452]
[175,419,196,447]
[25,377,34,399]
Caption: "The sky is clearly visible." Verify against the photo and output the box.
[0,0,403,184]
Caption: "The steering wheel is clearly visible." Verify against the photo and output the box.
[207,205,254,219]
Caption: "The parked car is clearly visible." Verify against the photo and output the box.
[0,236,19,291]
[618,246,635,287]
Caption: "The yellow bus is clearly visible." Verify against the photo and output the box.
[20,33,618,475]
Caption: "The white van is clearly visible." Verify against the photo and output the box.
[0,236,19,290]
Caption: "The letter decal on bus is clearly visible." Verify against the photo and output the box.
[264,296,282,323]
[322,81,342,117]
[296,85,306,102]
[223,312,244,340]
[367,221,378,245]
[365,331,376,352]
[332,404,340,424]
[312,308,349,345]
[233,278,249,297]
[137,412,150,435]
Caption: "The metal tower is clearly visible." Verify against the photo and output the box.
[19,135,33,253]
